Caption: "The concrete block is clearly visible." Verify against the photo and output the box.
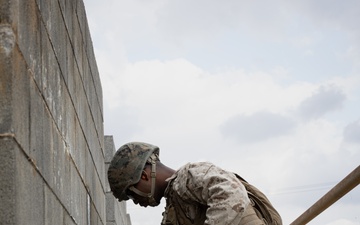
[98,113,104,149]
[82,64,104,147]
[11,50,31,154]
[64,37,75,97]
[0,0,12,23]
[0,25,15,134]
[39,0,67,81]
[39,17,54,90]
[49,1,68,81]
[41,105,55,182]
[85,35,103,111]
[52,132,70,210]
[81,104,105,185]
[42,11,65,124]
[90,102,102,147]
[35,0,50,29]
[59,82,78,159]
[104,136,116,163]
[83,63,97,118]
[15,144,45,225]
[0,81,12,132]
[74,118,86,178]
[89,89,104,151]
[115,201,131,225]
[29,79,55,183]
[105,194,115,222]
[63,211,77,225]
[90,199,104,225]
[0,137,16,225]
[40,19,63,122]
[62,145,72,212]
[62,0,76,42]
[69,58,82,117]
[87,125,105,186]
[71,16,84,78]
[126,214,132,225]
[57,74,69,137]
[82,52,91,93]
[34,3,65,130]
[85,150,106,223]
[83,151,94,184]
[105,163,111,192]
[92,174,106,220]
[29,73,45,159]
[17,0,42,82]
[69,160,88,224]
[44,185,64,225]
[47,64,62,123]
[104,138,114,195]
[77,86,89,136]
[58,0,66,16]
[75,0,88,47]
[87,66,103,124]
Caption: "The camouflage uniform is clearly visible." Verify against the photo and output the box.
[161,162,266,225]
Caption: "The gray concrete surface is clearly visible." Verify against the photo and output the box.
[0,0,130,224]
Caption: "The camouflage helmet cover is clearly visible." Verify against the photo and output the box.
[108,142,160,201]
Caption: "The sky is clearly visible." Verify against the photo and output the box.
[83,0,360,224]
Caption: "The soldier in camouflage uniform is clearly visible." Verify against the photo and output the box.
[108,142,282,225]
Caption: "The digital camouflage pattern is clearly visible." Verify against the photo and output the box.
[162,162,266,225]
[108,142,159,201]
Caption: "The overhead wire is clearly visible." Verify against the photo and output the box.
[268,181,337,196]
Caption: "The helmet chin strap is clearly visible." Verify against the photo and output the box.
[129,154,158,205]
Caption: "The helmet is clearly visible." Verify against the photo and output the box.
[108,142,160,201]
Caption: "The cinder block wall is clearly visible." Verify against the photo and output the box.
[0,0,130,224]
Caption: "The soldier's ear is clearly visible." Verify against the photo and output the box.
[140,170,149,181]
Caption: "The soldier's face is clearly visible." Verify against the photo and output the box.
[127,171,161,207]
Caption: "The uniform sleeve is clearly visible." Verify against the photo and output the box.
[183,163,250,225]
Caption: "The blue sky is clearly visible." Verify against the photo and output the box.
[84,0,360,224]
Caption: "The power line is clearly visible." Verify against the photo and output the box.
[268,182,337,196]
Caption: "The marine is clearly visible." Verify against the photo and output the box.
[108,142,282,225]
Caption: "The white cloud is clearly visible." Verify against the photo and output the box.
[344,44,360,69]
[343,119,360,144]
[287,0,360,33]
[297,85,346,120]
[220,111,296,143]
[106,58,315,112]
